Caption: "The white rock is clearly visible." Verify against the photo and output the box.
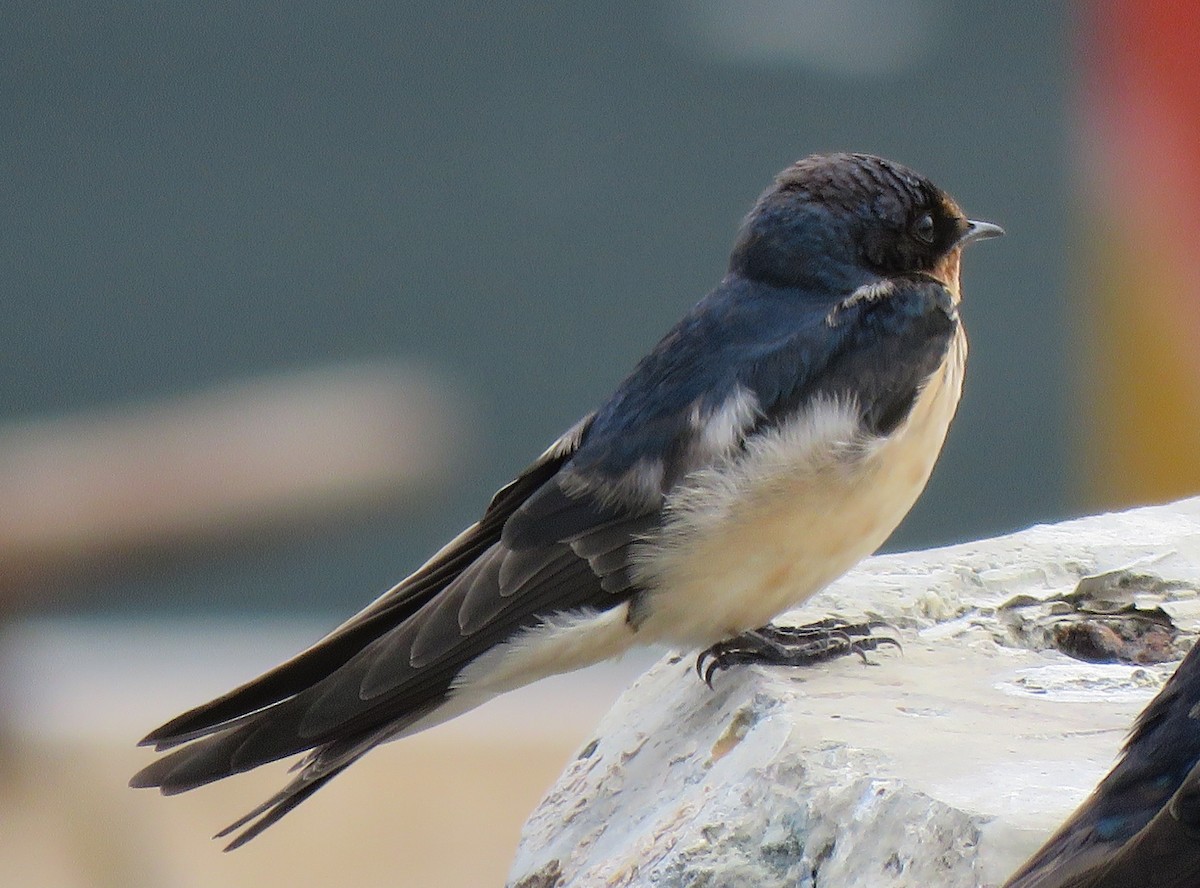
[508,498,1200,888]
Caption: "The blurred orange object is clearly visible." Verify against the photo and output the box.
[1079,2,1200,507]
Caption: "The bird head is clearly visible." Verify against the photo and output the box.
[729,153,1003,298]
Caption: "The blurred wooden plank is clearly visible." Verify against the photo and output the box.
[0,362,464,594]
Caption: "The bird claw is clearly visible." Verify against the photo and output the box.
[695,618,901,687]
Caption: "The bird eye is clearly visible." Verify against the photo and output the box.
[913,213,936,245]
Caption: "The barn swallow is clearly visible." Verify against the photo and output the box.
[1004,640,1200,888]
[131,152,1002,848]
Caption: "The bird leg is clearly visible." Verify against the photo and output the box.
[696,618,900,687]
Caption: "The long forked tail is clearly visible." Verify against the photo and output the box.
[132,715,396,849]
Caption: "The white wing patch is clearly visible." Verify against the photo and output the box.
[560,457,664,509]
[560,386,759,509]
[690,385,761,458]
[538,413,595,461]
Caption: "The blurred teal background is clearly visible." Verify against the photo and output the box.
[3,1,1068,616]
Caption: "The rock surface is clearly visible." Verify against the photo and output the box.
[507,498,1200,888]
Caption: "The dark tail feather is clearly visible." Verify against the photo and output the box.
[131,725,257,794]
[215,726,390,849]
[130,710,316,794]
[132,719,394,848]
[216,764,350,851]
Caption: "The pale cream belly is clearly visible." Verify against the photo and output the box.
[632,332,966,648]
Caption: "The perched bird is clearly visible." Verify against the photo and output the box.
[1003,640,1200,888]
[131,152,1002,848]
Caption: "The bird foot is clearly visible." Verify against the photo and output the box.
[696,618,900,687]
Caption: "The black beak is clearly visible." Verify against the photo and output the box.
[959,219,1005,246]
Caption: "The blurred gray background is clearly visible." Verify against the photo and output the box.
[2,1,1069,618]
